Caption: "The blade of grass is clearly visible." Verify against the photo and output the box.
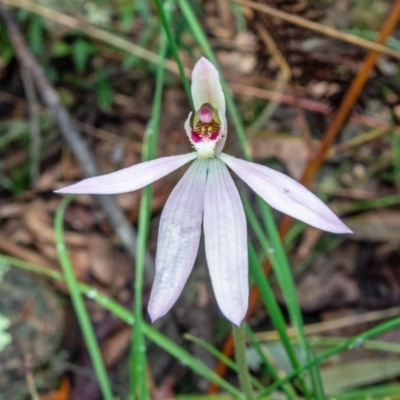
[308,335,400,353]
[130,2,171,398]
[308,346,326,400]
[243,187,312,398]
[232,324,255,400]
[392,130,400,192]
[336,193,400,214]
[246,236,299,370]
[243,189,313,396]
[257,199,319,395]
[54,195,114,400]
[334,383,400,399]
[184,333,264,392]
[135,0,150,22]
[154,0,193,111]
[258,314,400,397]
[143,324,244,399]
[248,242,310,397]
[245,324,297,400]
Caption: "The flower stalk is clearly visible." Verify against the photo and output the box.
[232,324,254,400]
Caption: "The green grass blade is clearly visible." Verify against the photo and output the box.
[143,324,244,399]
[259,315,400,397]
[257,199,315,395]
[308,346,326,400]
[232,324,255,399]
[248,242,310,397]
[244,324,297,400]
[334,383,400,399]
[154,0,193,111]
[392,130,400,192]
[54,196,114,400]
[184,333,265,391]
[247,241,298,369]
[243,192,310,395]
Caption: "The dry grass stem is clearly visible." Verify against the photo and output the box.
[256,306,400,341]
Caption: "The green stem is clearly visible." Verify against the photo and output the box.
[391,130,400,192]
[245,324,297,400]
[232,324,254,400]
[184,333,265,391]
[55,196,114,400]
[154,0,194,111]
[257,199,314,398]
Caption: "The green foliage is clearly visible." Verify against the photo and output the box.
[72,38,97,73]
[27,14,44,54]
[119,2,136,31]
[95,67,113,111]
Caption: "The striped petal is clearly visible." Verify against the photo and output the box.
[219,153,352,234]
[148,159,208,322]
[203,158,248,326]
[55,153,197,194]
[192,57,225,113]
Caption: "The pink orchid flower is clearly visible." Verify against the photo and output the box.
[56,57,351,326]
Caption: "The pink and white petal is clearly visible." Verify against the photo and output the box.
[219,153,352,234]
[148,159,208,322]
[184,111,193,144]
[214,110,228,155]
[204,158,248,326]
[55,153,197,194]
[192,57,225,112]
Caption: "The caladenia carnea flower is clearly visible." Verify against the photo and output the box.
[55,57,352,326]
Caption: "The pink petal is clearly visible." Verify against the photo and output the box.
[214,110,228,155]
[148,159,208,322]
[55,153,197,194]
[203,158,248,326]
[219,153,352,234]
[192,57,225,112]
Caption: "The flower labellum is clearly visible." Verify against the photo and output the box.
[55,57,352,326]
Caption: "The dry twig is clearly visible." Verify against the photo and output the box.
[256,305,400,341]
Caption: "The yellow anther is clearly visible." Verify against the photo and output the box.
[194,120,220,137]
